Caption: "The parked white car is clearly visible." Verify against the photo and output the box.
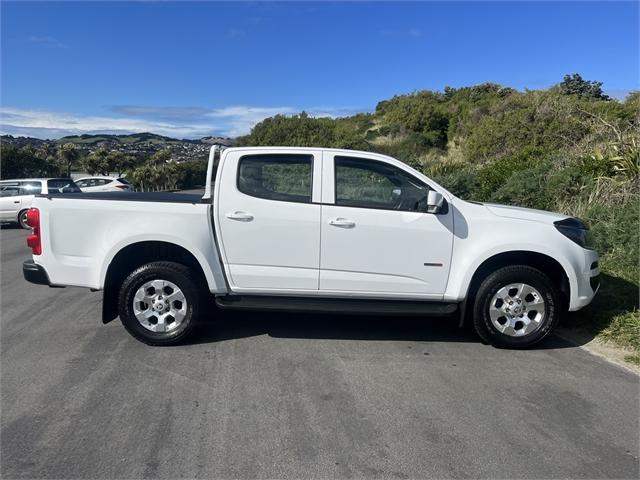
[0,178,81,228]
[22,146,599,348]
[75,176,133,192]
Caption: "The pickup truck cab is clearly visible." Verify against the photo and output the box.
[22,146,600,348]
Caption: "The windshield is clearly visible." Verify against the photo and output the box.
[117,177,131,185]
[47,179,81,193]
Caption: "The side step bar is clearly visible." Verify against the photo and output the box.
[215,295,459,316]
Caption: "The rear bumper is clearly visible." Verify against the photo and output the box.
[23,259,53,286]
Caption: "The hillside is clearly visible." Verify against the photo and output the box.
[57,132,189,144]
[1,133,234,162]
[0,135,48,149]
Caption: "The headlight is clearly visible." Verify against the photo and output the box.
[554,217,594,249]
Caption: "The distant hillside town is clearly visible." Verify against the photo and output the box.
[1,133,234,163]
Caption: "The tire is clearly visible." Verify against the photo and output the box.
[472,265,560,349]
[18,209,30,229]
[118,261,202,346]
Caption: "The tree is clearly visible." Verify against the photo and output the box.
[57,143,80,177]
[148,149,172,166]
[39,143,58,164]
[109,152,136,176]
[1,145,60,179]
[126,149,177,191]
[559,73,609,101]
[82,148,110,175]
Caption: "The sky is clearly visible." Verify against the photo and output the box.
[1,1,638,139]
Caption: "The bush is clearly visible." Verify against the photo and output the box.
[488,164,554,210]
[431,167,480,200]
[475,146,547,200]
[175,160,208,190]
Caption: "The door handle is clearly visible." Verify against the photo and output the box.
[226,211,254,222]
[329,217,356,228]
[13,201,19,204]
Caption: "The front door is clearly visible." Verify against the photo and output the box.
[0,184,22,221]
[319,154,454,297]
[217,150,322,291]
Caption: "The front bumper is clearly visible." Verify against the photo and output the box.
[23,259,52,286]
[569,249,600,311]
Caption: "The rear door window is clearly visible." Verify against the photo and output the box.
[20,182,42,195]
[237,154,313,203]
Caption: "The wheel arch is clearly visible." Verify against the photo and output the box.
[101,241,209,324]
[460,250,571,325]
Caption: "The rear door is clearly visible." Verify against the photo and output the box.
[216,149,322,291]
[77,178,101,192]
[17,181,42,213]
[99,179,115,191]
[319,153,454,297]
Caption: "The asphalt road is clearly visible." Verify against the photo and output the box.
[1,225,638,479]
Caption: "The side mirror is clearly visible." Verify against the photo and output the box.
[426,190,444,214]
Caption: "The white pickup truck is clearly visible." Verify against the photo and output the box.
[22,146,600,348]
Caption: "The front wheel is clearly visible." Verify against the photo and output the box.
[118,261,202,346]
[473,265,560,349]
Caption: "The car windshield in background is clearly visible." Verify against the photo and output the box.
[47,179,81,193]
[117,177,131,185]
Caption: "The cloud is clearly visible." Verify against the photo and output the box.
[306,106,364,118]
[110,105,211,118]
[205,106,364,137]
[206,106,298,137]
[28,35,67,49]
[0,107,215,139]
[0,104,364,140]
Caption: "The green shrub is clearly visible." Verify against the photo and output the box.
[475,147,547,200]
[489,164,554,210]
[431,167,480,200]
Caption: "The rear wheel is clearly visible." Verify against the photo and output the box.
[118,261,202,346]
[473,265,560,348]
[18,209,29,229]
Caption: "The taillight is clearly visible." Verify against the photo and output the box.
[114,185,128,190]
[26,208,41,255]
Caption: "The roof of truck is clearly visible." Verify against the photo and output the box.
[224,146,378,153]
[222,146,399,160]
